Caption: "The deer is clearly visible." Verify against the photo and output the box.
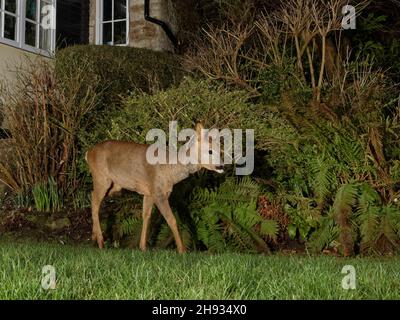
[85,123,224,253]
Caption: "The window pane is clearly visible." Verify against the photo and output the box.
[114,0,126,20]
[25,21,36,46]
[102,22,112,45]
[26,0,37,21]
[40,26,51,50]
[103,0,112,22]
[5,0,17,14]
[4,14,17,41]
[114,21,126,45]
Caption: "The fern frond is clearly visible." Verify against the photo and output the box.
[120,216,142,237]
[308,210,339,253]
[156,223,174,248]
[358,205,380,244]
[260,220,279,240]
[333,183,360,256]
[190,177,269,253]
[310,155,336,204]
[333,183,359,225]
[357,183,381,215]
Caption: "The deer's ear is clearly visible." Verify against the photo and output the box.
[195,123,204,140]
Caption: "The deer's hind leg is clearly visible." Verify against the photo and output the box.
[91,176,112,249]
[140,196,154,252]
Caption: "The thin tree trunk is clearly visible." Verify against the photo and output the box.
[317,35,327,102]
[306,46,316,90]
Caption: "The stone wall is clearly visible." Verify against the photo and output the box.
[88,0,97,45]
[89,0,176,52]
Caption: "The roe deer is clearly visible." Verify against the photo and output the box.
[85,124,224,253]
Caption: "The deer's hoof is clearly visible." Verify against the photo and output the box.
[92,232,105,249]
[97,238,105,249]
[178,247,187,254]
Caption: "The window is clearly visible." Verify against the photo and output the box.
[0,0,56,55]
[97,0,128,46]
[1,0,19,42]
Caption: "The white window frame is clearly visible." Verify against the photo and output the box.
[0,0,56,57]
[95,0,129,46]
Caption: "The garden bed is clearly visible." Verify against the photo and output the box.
[0,207,92,245]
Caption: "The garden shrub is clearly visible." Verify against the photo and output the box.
[55,45,184,106]
[0,58,100,208]
[78,77,254,149]
[256,69,400,255]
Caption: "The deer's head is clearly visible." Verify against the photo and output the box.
[194,123,224,174]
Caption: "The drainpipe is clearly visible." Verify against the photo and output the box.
[144,0,179,49]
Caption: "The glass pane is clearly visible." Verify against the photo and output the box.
[40,26,51,50]
[114,21,126,45]
[5,0,17,14]
[4,14,17,41]
[25,21,36,46]
[103,0,112,22]
[102,22,112,45]
[114,0,127,20]
[26,0,37,21]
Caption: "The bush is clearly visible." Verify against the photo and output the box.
[0,58,100,205]
[55,45,184,107]
[79,77,253,148]
[256,66,400,255]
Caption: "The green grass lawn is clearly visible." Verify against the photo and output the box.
[0,240,399,300]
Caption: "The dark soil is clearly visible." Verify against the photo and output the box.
[0,207,93,244]
[0,193,144,247]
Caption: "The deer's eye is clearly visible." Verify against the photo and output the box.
[209,150,213,155]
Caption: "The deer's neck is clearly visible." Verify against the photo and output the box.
[169,163,201,185]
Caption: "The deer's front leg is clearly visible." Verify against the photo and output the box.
[91,186,109,249]
[140,195,154,251]
[154,195,186,254]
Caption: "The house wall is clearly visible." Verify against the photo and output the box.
[89,0,176,52]
[0,43,30,128]
[0,43,33,84]
[0,43,48,129]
